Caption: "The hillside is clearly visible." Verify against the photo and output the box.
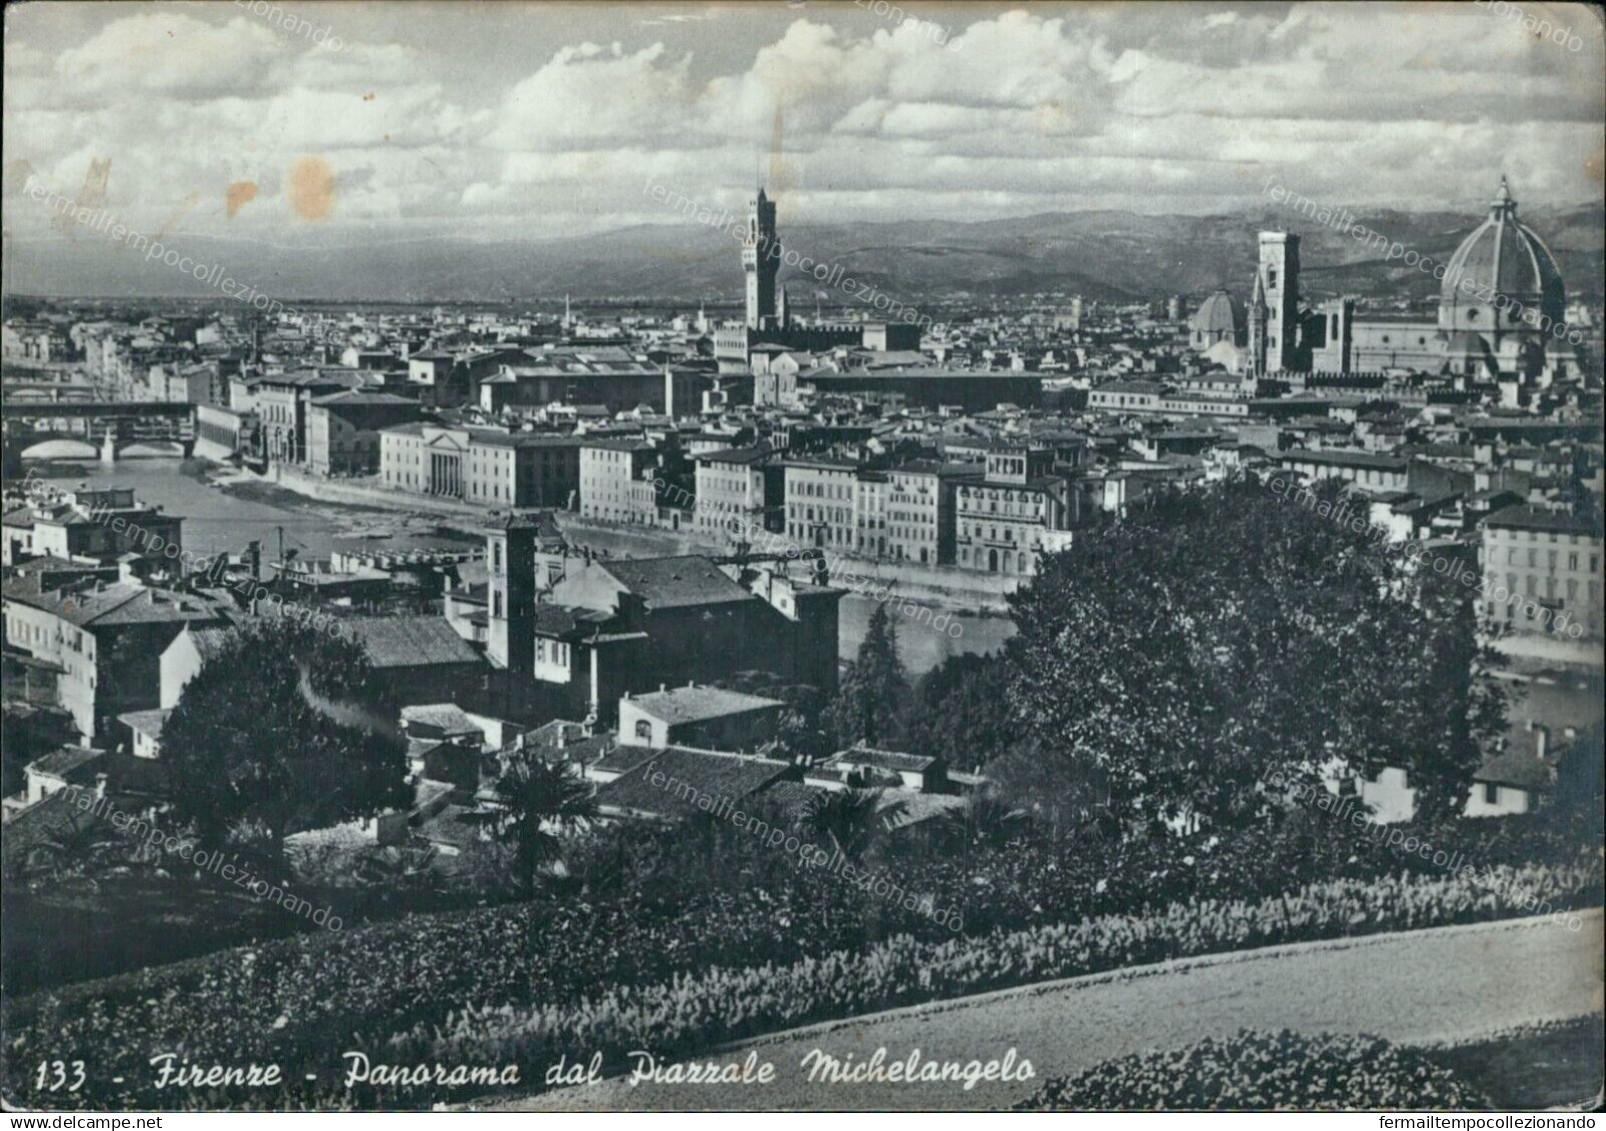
[5,204,1600,307]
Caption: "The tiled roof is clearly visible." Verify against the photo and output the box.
[345,615,483,669]
[1485,505,1601,537]
[756,779,831,821]
[1281,448,1409,472]
[183,625,238,662]
[627,684,784,725]
[594,747,795,820]
[310,390,420,407]
[400,703,481,737]
[1474,752,1554,792]
[588,744,658,777]
[28,746,106,780]
[532,603,613,639]
[601,556,756,610]
[2,583,224,629]
[117,708,171,739]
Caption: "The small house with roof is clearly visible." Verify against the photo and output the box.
[617,683,784,751]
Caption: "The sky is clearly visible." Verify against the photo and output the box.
[3,1,1603,246]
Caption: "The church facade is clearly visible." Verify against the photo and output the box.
[1219,178,1577,385]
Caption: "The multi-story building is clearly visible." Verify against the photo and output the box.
[477,351,705,416]
[852,471,888,558]
[1278,448,1411,494]
[695,445,782,541]
[525,553,841,722]
[885,461,966,565]
[2,579,228,740]
[580,440,660,524]
[305,390,422,476]
[954,447,1077,576]
[379,424,581,508]
[254,368,369,464]
[148,361,225,405]
[1481,506,1603,640]
[2,487,183,569]
[783,457,859,550]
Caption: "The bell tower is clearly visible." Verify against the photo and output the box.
[743,188,779,331]
[1252,231,1300,375]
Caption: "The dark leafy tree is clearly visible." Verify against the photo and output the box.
[827,604,910,749]
[1552,721,1604,824]
[940,790,1031,854]
[161,615,411,868]
[904,652,1018,769]
[491,754,598,895]
[718,671,832,760]
[6,803,128,892]
[800,787,905,860]
[1003,478,1507,835]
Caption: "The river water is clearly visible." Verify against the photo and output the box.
[27,458,1015,675]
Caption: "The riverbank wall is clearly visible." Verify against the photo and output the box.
[210,460,1020,615]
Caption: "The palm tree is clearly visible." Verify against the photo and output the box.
[802,788,906,860]
[491,755,598,895]
[9,804,129,893]
[941,791,1030,854]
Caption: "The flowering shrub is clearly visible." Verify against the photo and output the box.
[5,858,1592,1110]
[1015,1029,1490,1110]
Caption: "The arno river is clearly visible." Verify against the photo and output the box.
[30,458,1014,675]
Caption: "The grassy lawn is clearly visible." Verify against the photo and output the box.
[1427,1016,1605,1110]
[2,879,304,995]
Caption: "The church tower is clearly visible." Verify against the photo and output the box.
[486,514,538,673]
[1250,231,1300,375]
[743,188,779,331]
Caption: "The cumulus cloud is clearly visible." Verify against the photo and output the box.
[2,2,1599,243]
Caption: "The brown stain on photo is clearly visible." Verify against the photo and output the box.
[226,180,259,218]
[289,156,336,221]
[155,190,200,239]
[362,92,376,102]
[1585,148,1604,186]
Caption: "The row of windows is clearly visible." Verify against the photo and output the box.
[791,478,851,500]
[1501,548,1596,571]
[1489,528,1597,546]
[961,523,1040,546]
[536,639,570,666]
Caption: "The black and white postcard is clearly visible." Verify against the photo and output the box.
[1,0,1602,1117]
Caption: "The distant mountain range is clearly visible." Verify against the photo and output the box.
[6,203,1601,308]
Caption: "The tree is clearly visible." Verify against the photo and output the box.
[6,803,128,893]
[1552,721,1604,823]
[717,671,832,761]
[161,615,411,867]
[904,652,1018,769]
[940,790,1030,854]
[827,604,910,749]
[1003,478,1506,836]
[490,754,598,895]
[800,787,905,860]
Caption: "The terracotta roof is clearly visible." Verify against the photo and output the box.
[344,615,483,668]
[601,556,756,610]
[27,746,106,780]
[594,747,795,820]
[626,685,784,725]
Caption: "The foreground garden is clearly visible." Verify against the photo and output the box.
[4,808,1599,1110]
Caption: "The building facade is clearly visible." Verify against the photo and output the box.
[954,448,1076,576]
[1481,506,1603,641]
